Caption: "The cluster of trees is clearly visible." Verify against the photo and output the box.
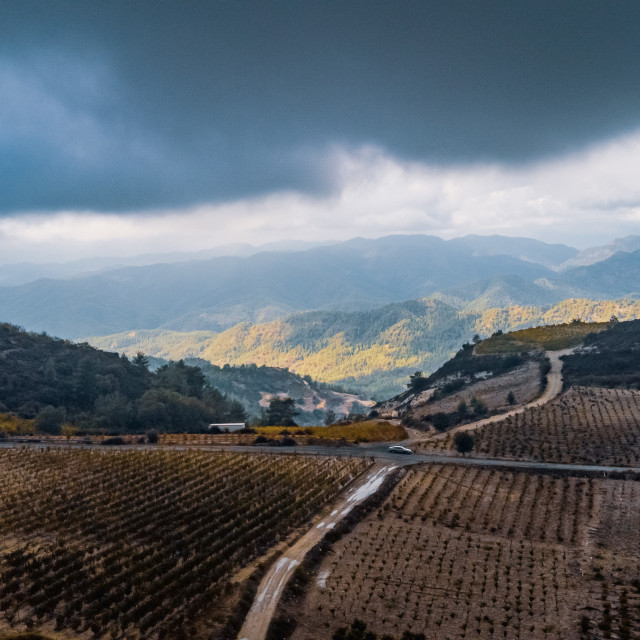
[428,395,488,432]
[186,360,367,425]
[0,323,245,434]
[262,397,299,426]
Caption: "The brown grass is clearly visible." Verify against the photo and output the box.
[409,362,541,420]
[476,322,610,354]
[257,420,407,443]
[0,413,34,434]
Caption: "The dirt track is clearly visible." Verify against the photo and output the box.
[237,465,395,640]
[421,348,573,441]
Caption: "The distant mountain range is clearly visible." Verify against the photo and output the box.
[560,235,640,269]
[4,234,639,339]
[7,233,640,290]
[0,239,337,287]
[2,233,640,398]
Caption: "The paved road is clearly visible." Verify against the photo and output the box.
[237,465,396,640]
[423,348,574,441]
[2,439,638,475]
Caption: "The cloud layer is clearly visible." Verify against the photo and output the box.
[2,1,640,216]
[2,129,640,262]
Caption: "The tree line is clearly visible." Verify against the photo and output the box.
[0,323,245,434]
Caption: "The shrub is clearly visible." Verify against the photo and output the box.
[453,431,474,456]
[431,413,450,432]
[470,396,488,416]
[238,427,257,434]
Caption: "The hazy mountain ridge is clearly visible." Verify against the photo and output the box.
[0,235,555,338]
[2,235,639,340]
[446,235,577,269]
[561,236,640,269]
[555,249,640,298]
[0,239,338,287]
[3,231,623,289]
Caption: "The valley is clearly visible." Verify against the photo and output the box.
[88,297,640,398]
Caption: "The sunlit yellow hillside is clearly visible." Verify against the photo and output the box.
[87,297,640,397]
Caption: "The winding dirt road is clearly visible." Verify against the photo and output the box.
[422,348,573,441]
[237,465,396,640]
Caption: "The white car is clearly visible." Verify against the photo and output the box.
[388,445,412,454]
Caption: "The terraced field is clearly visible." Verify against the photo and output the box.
[284,464,640,640]
[0,449,370,639]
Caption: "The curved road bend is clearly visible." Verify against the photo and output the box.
[237,465,397,640]
[422,348,574,442]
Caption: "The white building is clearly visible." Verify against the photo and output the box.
[208,423,246,433]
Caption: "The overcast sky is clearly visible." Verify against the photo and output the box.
[2,0,640,262]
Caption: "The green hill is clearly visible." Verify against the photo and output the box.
[562,319,640,388]
[90,299,476,398]
[475,321,612,354]
[0,323,245,434]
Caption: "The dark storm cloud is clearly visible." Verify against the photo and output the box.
[2,0,640,214]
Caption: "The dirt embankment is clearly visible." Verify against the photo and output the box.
[410,361,541,418]
[421,348,572,441]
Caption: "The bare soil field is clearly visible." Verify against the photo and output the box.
[0,449,370,640]
[409,361,541,419]
[285,464,640,640]
[423,386,640,466]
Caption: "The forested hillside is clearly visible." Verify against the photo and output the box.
[0,323,245,434]
[92,300,475,398]
[89,297,640,398]
[562,319,640,388]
